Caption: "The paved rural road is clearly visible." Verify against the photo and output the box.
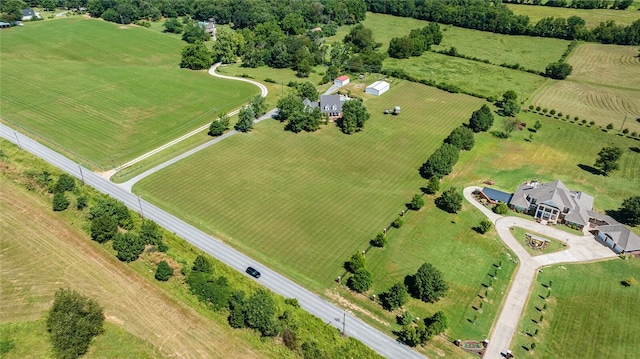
[110,63,268,177]
[463,187,617,358]
[1,123,426,359]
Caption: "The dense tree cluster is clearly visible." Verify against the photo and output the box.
[388,23,442,59]
[545,61,573,80]
[47,288,104,359]
[444,126,475,151]
[180,41,213,70]
[364,0,640,45]
[419,143,460,179]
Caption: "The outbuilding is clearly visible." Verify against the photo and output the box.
[334,75,350,86]
[365,81,390,96]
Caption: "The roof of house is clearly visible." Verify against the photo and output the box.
[587,210,618,225]
[302,98,317,108]
[335,75,350,82]
[509,180,594,226]
[481,187,513,204]
[319,95,342,113]
[366,81,390,91]
[21,8,36,17]
[598,224,640,251]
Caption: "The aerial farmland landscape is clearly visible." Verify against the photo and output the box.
[1,1,639,358]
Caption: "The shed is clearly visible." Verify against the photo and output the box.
[365,81,390,96]
[334,75,350,86]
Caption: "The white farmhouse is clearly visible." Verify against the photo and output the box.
[365,81,390,96]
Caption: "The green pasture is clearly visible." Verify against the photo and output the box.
[507,3,640,28]
[512,259,640,358]
[135,81,485,292]
[0,18,258,168]
[449,111,640,214]
[384,52,546,99]
[511,227,567,257]
[329,12,569,73]
[0,321,160,359]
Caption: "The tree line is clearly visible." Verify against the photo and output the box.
[503,0,634,11]
[364,0,640,45]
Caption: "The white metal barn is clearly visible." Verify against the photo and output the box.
[365,81,390,96]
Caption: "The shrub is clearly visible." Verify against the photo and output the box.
[582,119,587,125]
[557,112,563,117]
[52,174,75,193]
[379,282,409,310]
[76,195,88,210]
[476,219,493,234]
[344,252,366,273]
[542,108,548,114]
[52,192,70,211]
[371,232,387,248]
[264,78,276,83]
[392,217,404,228]
[425,175,440,194]
[535,106,541,111]
[192,254,213,274]
[606,123,614,130]
[574,116,579,121]
[623,277,637,287]
[493,202,509,215]
[113,232,144,262]
[155,261,173,281]
[550,109,556,115]
[565,114,570,119]
[622,128,629,135]
[409,194,425,210]
[590,121,596,126]
[528,105,534,110]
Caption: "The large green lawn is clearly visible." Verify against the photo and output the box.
[0,18,258,168]
[135,81,485,291]
[512,258,640,358]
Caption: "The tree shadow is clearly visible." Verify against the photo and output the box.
[577,163,601,175]
[521,345,530,351]
[629,146,640,153]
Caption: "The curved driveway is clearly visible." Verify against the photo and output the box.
[110,63,268,176]
[1,124,426,359]
[463,187,617,358]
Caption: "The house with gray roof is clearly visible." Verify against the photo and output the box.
[21,8,40,21]
[509,180,593,229]
[302,94,343,121]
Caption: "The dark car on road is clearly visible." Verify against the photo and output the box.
[246,266,261,278]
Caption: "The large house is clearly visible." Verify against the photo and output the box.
[302,94,344,121]
[481,180,640,255]
[509,180,594,229]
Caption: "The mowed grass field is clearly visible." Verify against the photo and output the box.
[135,81,485,291]
[0,18,258,168]
[530,44,640,134]
[512,259,640,358]
[0,176,280,359]
[507,3,640,28]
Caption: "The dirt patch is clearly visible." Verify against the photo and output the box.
[325,290,388,326]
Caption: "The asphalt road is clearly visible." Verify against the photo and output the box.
[1,123,426,359]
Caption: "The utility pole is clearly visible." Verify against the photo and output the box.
[14,131,21,149]
[78,164,85,185]
[342,310,346,336]
[138,195,144,218]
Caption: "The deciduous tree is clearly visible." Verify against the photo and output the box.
[594,146,623,175]
[344,252,366,273]
[618,196,640,226]
[468,104,494,133]
[52,192,70,212]
[409,263,448,303]
[379,282,409,310]
[348,268,373,293]
[180,41,213,70]
[235,106,255,132]
[435,187,463,214]
[419,143,460,179]
[545,61,573,79]
[47,288,104,359]
[113,232,145,262]
[409,194,425,211]
[444,126,475,151]
[155,261,173,281]
[208,112,230,136]
[338,100,370,134]
[90,215,118,243]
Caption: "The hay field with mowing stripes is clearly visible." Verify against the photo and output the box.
[0,18,258,168]
[135,81,485,291]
